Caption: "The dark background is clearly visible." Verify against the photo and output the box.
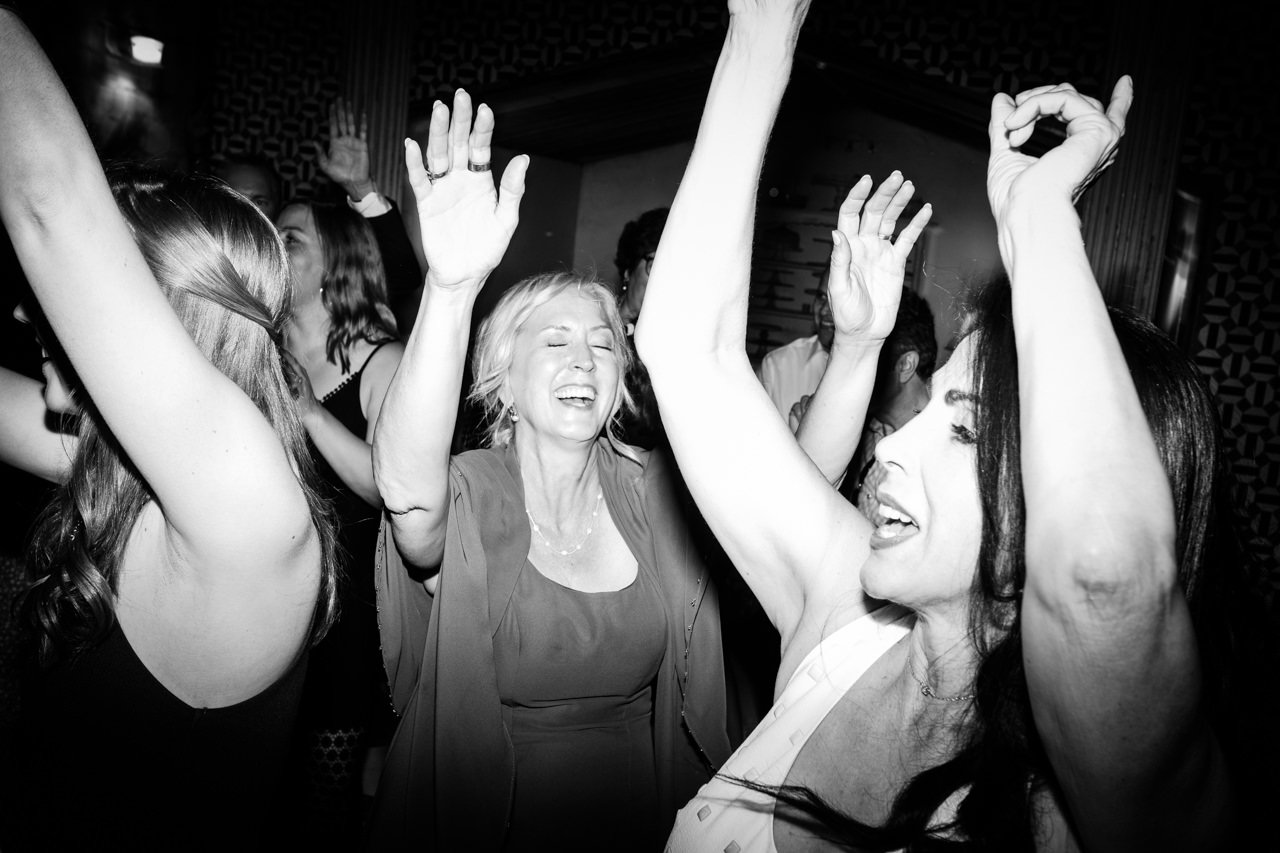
[2,0,1275,610]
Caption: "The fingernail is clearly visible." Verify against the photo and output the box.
[831,230,842,246]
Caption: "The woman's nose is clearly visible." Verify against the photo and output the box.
[873,417,911,471]
[570,341,596,372]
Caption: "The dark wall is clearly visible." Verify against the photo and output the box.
[1178,6,1280,592]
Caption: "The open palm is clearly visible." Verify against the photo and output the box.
[405,89,528,288]
[316,98,371,189]
[827,172,932,345]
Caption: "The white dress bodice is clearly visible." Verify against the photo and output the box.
[666,604,913,852]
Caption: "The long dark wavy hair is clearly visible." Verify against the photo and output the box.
[750,278,1254,849]
[21,168,341,667]
[288,201,397,373]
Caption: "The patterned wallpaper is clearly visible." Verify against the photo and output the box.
[1178,8,1280,589]
[204,0,1276,590]
[208,0,346,202]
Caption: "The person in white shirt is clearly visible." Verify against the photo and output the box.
[757,278,834,425]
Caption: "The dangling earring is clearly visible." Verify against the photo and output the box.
[508,403,520,423]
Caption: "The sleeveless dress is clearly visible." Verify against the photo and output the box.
[14,620,307,851]
[302,340,397,737]
[494,558,668,851]
[666,605,913,852]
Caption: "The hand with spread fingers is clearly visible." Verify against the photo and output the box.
[404,89,527,289]
[987,76,1133,219]
[316,97,375,200]
[826,172,932,348]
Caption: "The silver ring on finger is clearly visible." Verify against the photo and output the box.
[426,167,448,183]
[467,161,492,173]
[878,232,893,241]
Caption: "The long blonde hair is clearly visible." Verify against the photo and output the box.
[23,168,339,666]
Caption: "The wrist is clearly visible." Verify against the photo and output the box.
[830,334,884,360]
[343,180,376,202]
[298,399,322,425]
[727,6,806,52]
[424,271,488,297]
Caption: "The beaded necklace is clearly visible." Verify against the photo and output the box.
[525,489,604,557]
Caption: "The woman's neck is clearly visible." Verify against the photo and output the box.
[515,432,601,524]
[286,299,332,360]
[900,609,980,712]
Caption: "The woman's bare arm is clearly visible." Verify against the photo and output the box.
[0,12,312,572]
[992,79,1232,850]
[372,91,526,576]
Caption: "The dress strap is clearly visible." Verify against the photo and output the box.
[355,338,396,375]
[320,338,397,403]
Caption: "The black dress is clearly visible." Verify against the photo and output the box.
[302,340,397,737]
[14,621,307,852]
[282,341,398,849]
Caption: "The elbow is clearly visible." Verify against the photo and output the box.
[1024,516,1181,623]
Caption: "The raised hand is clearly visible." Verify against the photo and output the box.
[826,172,932,346]
[404,88,528,289]
[987,77,1133,220]
[316,98,374,198]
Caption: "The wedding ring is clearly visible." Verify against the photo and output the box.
[426,168,448,183]
[467,161,492,173]
[878,233,893,241]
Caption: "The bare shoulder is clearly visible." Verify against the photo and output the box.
[115,501,320,707]
[359,338,405,390]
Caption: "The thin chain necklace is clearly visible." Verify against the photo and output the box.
[910,665,975,704]
[525,490,604,557]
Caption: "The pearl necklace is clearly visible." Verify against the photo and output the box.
[525,490,604,556]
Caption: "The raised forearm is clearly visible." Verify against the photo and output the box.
[1003,198,1175,582]
[372,281,477,517]
[636,13,800,367]
[794,339,882,483]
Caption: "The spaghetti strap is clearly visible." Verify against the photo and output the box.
[320,339,398,404]
[355,338,396,374]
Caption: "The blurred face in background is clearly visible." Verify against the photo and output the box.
[13,302,78,415]
[221,163,279,220]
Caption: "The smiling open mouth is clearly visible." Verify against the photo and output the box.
[870,503,919,548]
[554,385,596,407]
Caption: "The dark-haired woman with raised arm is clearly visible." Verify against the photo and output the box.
[639,0,1237,849]
[0,11,336,851]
